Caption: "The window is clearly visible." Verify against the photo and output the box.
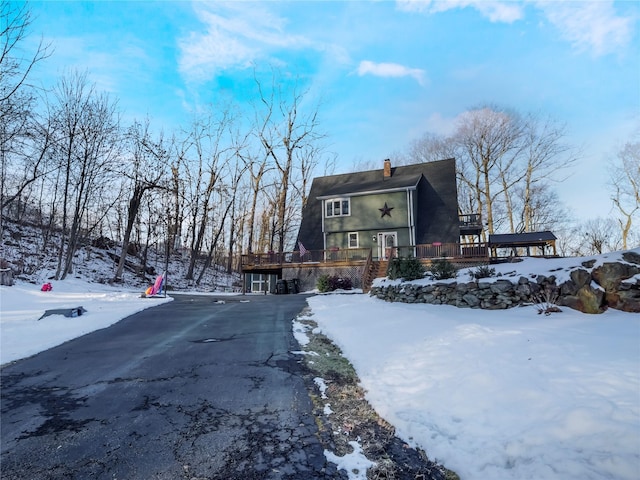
[348,232,359,248]
[325,198,350,217]
[250,273,270,293]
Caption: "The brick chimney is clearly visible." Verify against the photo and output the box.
[383,158,392,178]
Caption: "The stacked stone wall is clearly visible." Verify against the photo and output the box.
[370,251,640,314]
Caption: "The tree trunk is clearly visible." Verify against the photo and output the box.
[113,186,143,282]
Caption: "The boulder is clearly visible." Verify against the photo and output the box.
[570,268,592,289]
[560,285,605,314]
[605,277,640,313]
[592,262,640,292]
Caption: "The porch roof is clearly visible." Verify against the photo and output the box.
[488,231,557,247]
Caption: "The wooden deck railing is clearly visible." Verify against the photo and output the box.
[413,242,487,259]
[241,242,489,270]
[241,247,372,268]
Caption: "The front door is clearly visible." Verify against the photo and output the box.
[378,232,398,260]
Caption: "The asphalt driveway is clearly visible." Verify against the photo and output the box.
[1,293,345,480]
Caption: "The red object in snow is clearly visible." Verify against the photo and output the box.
[41,282,52,292]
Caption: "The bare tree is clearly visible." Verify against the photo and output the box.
[454,106,527,235]
[405,106,576,238]
[112,119,168,282]
[196,157,247,284]
[571,217,622,256]
[162,139,185,276]
[406,132,456,165]
[0,0,51,232]
[609,136,639,249]
[181,107,236,280]
[254,71,325,252]
[242,148,272,254]
[48,71,120,279]
[292,144,328,210]
[515,113,577,233]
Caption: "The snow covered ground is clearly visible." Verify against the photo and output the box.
[305,295,639,480]
[0,279,172,365]
[1,251,639,480]
[302,252,640,480]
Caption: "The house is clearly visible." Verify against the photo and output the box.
[295,158,462,260]
[241,157,484,293]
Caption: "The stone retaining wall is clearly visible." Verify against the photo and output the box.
[370,251,640,314]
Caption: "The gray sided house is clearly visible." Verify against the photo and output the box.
[296,158,460,260]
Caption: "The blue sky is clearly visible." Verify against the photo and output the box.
[27,0,640,222]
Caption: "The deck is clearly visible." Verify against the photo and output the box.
[240,243,490,272]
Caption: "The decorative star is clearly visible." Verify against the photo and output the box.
[379,202,394,218]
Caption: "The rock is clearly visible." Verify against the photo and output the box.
[561,285,605,314]
[592,262,640,292]
[535,274,548,285]
[622,251,640,265]
[559,269,592,297]
[570,269,592,289]
[606,279,640,313]
[560,279,579,296]
[515,282,532,297]
[462,293,481,307]
[490,280,513,294]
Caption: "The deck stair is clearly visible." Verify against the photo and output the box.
[363,260,388,293]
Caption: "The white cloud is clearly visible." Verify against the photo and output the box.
[535,0,635,56]
[178,3,311,83]
[397,0,524,23]
[357,60,427,86]
[397,0,636,55]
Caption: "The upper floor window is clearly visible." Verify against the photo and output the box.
[325,198,350,217]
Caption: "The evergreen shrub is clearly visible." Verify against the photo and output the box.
[387,256,426,281]
[428,258,458,280]
[469,264,496,280]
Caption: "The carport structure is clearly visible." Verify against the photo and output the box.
[488,231,558,259]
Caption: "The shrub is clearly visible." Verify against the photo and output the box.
[534,286,562,315]
[428,258,458,280]
[469,264,496,280]
[317,274,352,293]
[317,274,329,292]
[387,256,426,281]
